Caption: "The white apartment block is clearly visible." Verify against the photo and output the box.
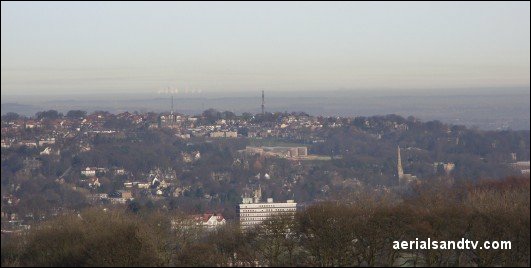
[239,198,297,229]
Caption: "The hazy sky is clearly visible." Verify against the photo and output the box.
[1,1,530,95]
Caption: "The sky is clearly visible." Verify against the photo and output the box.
[1,1,530,95]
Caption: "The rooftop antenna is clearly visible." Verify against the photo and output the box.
[261,90,265,115]
[168,86,175,128]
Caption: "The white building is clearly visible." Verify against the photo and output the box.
[81,167,97,177]
[210,131,238,138]
[225,131,238,138]
[114,168,126,175]
[88,177,101,189]
[19,140,37,147]
[1,140,12,148]
[240,146,308,159]
[40,147,53,155]
[171,213,226,231]
[137,183,150,189]
[210,131,225,138]
[194,213,226,229]
[510,161,530,175]
[38,138,56,146]
[239,198,297,229]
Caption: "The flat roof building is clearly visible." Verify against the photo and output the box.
[239,197,297,229]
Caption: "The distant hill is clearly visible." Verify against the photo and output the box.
[0,103,42,116]
[2,88,529,130]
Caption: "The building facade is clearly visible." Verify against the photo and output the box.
[193,213,226,229]
[239,197,297,229]
[210,131,238,138]
[241,146,308,159]
[81,167,97,177]
[171,213,226,231]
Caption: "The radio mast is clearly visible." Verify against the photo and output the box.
[261,90,265,115]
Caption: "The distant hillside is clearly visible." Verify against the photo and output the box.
[2,88,529,130]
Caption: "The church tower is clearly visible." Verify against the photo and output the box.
[397,145,404,180]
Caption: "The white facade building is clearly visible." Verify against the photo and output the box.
[38,138,56,146]
[171,213,226,231]
[195,214,226,229]
[239,198,297,229]
[81,167,97,177]
[510,161,530,175]
[210,131,238,138]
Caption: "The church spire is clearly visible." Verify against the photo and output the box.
[397,145,404,180]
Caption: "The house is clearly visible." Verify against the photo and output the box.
[171,213,226,231]
[177,133,191,139]
[118,190,133,199]
[114,168,126,175]
[40,147,60,156]
[173,187,184,197]
[24,120,41,129]
[88,177,101,188]
[225,131,238,138]
[1,139,13,148]
[79,144,91,152]
[109,198,127,205]
[38,138,56,146]
[81,167,97,177]
[40,147,52,155]
[211,171,230,182]
[182,152,194,163]
[210,131,238,138]
[137,183,150,189]
[210,131,225,138]
[194,213,226,229]
[19,140,37,147]
[510,161,531,175]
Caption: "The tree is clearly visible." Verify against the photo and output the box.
[296,202,361,266]
[66,110,87,119]
[202,108,221,124]
[221,110,236,120]
[176,243,221,266]
[256,214,301,266]
[2,112,21,121]
[2,209,170,267]
[35,110,62,120]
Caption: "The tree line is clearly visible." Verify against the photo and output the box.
[2,175,529,267]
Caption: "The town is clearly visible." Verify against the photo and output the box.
[2,1,530,266]
[2,103,529,234]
